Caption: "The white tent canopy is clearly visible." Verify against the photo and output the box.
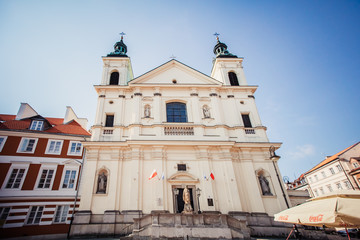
[274,190,360,228]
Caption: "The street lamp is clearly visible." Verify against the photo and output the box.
[196,187,201,214]
[173,188,179,213]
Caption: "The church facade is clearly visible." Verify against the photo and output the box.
[72,35,291,238]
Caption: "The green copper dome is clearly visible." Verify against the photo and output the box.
[213,38,237,58]
[107,35,128,57]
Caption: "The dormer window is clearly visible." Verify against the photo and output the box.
[30,120,44,131]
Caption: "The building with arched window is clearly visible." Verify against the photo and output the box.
[72,36,292,239]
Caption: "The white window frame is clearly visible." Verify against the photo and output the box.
[321,171,326,178]
[319,187,324,195]
[344,180,352,189]
[327,185,333,192]
[353,162,359,168]
[329,168,335,175]
[45,139,64,155]
[17,138,38,154]
[36,167,56,189]
[26,206,44,225]
[5,168,26,189]
[314,189,318,197]
[0,207,11,227]
[336,164,342,172]
[0,136,7,152]
[2,164,28,190]
[61,168,78,189]
[335,182,343,190]
[314,175,318,181]
[53,205,70,223]
[29,120,44,131]
[67,141,83,156]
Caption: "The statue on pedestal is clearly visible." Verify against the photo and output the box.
[182,186,193,214]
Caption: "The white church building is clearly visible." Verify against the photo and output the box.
[71,35,294,239]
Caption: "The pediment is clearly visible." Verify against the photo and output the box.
[129,60,222,86]
[168,172,199,184]
[62,159,81,165]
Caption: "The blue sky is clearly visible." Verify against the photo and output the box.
[1,0,359,180]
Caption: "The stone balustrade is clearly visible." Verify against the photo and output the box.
[164,126,194,135]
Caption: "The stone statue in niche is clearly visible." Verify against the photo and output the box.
[144,105,151,118]
[97,172,107,194]
[258,175,272,195]
[202,105,211,118]
[182,186,193,214]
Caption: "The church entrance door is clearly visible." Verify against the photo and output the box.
[173,186,195,213]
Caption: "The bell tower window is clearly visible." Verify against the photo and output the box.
[241,114,252,128]
[109,72,119,85]
[105,114,114,127]
[228,72,239,86]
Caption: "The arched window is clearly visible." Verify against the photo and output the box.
[109,71,119,85]
[166,102,187,122]
[228,72,239,86]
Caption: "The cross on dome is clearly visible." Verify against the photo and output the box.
[212,33,237,58]
[213,32,220,41]
[119,32,126,40]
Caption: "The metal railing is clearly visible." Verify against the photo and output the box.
[103,129,113,135]
[245,128,255,134]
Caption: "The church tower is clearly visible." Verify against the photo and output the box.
[73,34,290,239]
[100,33,133,86]
[211,34,247,86]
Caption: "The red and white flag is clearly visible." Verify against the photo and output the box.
[148,169,157,180]
[210,172,215,180]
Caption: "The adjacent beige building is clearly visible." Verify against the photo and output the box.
[304,142,360,197]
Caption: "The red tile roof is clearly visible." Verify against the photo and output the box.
[0,114,90,136]
[46,117,64,126]
[0,115,16,122]
[306,142,360,174]
[46,120,90,136]
[0,118,31,130]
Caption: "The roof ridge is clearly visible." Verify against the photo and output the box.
[305,142,360,175]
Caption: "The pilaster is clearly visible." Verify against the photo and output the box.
[190,88,201,124]
[239,148,265,212]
